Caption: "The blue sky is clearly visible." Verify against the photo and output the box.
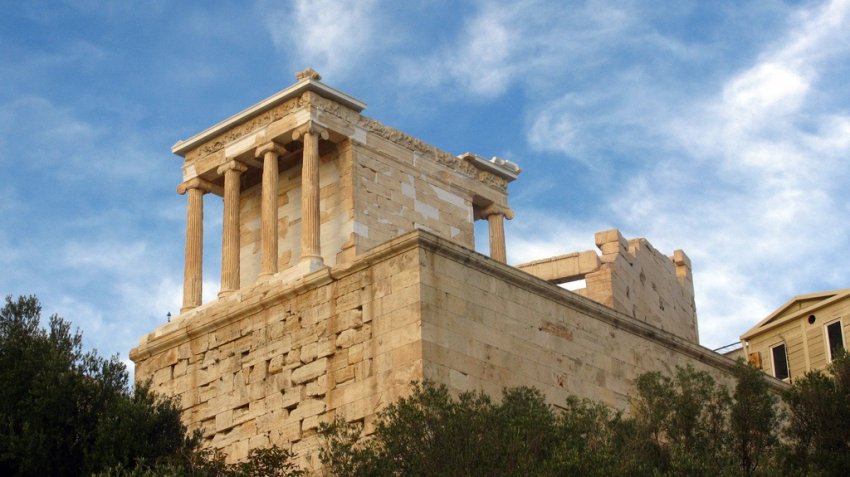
[2,0,849,370]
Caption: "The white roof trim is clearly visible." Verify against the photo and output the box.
[740,288,850,340]
[458,152,522,182]
[171,79,366,157]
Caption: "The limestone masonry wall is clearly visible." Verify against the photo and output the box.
[517,229,698,343]
[351,138,474,254]
[133,238,426,469]
[132,231,745,472]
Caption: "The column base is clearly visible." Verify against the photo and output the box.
[217,289,234,298]
[179,305,197,314]
[256,272,275,283]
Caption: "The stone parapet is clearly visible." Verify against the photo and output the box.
[516,229,698,343]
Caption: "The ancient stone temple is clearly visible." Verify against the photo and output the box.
[130,69,741,470]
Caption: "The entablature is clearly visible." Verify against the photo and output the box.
[173,69,522,201]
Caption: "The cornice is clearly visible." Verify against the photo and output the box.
[172,78,366,157]
[458,152,521,182]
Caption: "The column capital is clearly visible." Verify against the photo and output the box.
[255,141,287,159]
[292,121,329,141]
[216,160,248,175]
[177,177,218,195]
[479,203,514,220]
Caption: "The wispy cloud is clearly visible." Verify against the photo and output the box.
[498,0,850,347]
[260,0,381,79]
[611,0,850,345]
[0,95,171,185]
[396,0,643,99]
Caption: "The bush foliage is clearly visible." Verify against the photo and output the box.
[322,357,850,477]
[0,295,303,477]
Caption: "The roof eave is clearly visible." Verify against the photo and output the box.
[171,79,366,157]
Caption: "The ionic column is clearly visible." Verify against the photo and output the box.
[217,160,247,296]
[481,205,514,264]
[293,122,329,270]
[177,178,214,312]
[256,142,286,279]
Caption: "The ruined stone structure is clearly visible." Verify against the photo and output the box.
[131,70,744,471]
[516,229,698,342]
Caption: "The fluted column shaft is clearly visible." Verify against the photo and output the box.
[481,204,514,264]
[177,178,213,312]
[302,129,321,261]
[488,212,507,263]
[218,161,247,295]
[293,123,329,268]
[257,143,283,278]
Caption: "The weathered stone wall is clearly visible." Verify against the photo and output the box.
[132,231,751,473]
[517,229,698,343]
[418,232,727,410]
[351,136,475,254]
[132,237,427,470]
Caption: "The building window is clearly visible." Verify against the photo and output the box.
[825,320,845,361]
[771,343,789,380]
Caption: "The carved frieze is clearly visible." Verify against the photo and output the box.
[308,93,360,123]
[457,159,478,176]
[478,170,508,190]
[202,86,511,193]
[186,96,306,162]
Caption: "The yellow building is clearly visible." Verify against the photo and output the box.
[741,289,850,382]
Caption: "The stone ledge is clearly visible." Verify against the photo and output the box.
[172,77,366,157]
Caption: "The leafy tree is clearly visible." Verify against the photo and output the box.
[321,364,783,477]
[0,294,182,476]
[96,446,304,477]
[730,360,779,477]
[0,295,304,477]
[629,365,735,476]
[782,351,850,476]
[547,396,636,476]
[320,382,559,476]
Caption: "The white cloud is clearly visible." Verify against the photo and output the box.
[723,62,809,122]
[504,0,850,349]
[260,0,380,79]
[526,97,578,156]
[64,241,147,271]
[397,0,636,98]
[611,0,850,346]
[0,95,170,184]
[505,208,609,265]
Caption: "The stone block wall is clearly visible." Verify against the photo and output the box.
[133,230,758,473]
[517,229,698,343]
[351,137,474,254]
[132,237,429,470]
[419,233,726,410]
